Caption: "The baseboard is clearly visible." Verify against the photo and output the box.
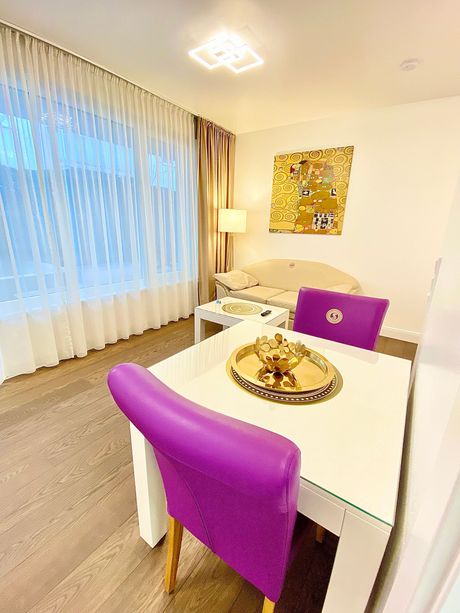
[381,326,420,344]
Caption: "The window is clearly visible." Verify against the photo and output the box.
[0,85,196,304]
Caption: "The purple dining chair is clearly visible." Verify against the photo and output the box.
[293,287,389,544]
[293,287,389,351]
[108,362,302,613]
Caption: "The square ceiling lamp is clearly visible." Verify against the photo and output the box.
[189,34,263,74]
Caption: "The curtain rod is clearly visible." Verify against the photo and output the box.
[0,17,235,136]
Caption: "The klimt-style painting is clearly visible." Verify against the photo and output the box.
[269,146,354,235]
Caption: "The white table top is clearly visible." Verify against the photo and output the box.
[150,321,411,526]
[195,296,289,323]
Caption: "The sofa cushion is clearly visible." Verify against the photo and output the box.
[327,283,355,294]
[214,270,258,291]
[229,286,284,303]
[267,291,299,314]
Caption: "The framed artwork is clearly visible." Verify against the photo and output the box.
[269,145,354,235]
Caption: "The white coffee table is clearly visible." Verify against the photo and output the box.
[194,296,289,343]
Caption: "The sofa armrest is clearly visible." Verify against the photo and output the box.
[328,282,362,295]
[215,280,231,299]
[348,282,363,295]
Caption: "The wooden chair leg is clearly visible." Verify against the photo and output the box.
[262,597,276,613]
[165,515,183,594]
[316,524,326,543]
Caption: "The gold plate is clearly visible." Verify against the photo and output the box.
[221,302,263,315]
[228,342,335,394]
[229,365,342,405]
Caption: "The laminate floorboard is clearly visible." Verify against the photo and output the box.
[0,317,415,612]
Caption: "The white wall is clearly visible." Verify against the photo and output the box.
[373,178,460,613]
[233,97,460,340]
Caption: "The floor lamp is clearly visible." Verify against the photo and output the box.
[218,208,247,271]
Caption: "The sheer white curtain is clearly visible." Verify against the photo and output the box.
[0,26,198,381]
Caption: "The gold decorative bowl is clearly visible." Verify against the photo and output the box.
[255,333,308,389]
[229,333,335,394]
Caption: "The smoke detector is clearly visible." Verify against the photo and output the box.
[400,58,421,71]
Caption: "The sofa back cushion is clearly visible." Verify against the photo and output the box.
[214,270,258,291]
[241,259,360,293]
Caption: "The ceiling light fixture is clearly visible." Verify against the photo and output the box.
[189,33,263,74]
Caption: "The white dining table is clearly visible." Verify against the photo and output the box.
[129,320,411,613]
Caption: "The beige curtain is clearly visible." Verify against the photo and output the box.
[197,118,236,304]
[0,25,198,381]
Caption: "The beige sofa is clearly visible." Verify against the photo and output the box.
[215,259,361,324]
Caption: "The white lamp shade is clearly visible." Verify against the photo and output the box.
[218,209,247,233]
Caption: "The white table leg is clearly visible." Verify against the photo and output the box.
[194,313,206,344]
[275,317,290,330]
[129,423,167,547]
[322,510,390,613]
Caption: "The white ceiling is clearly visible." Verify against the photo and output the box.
[1,0,459,133]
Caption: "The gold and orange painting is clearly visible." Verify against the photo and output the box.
[269,146,354,235]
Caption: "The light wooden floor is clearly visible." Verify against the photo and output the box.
[0,318,416,613]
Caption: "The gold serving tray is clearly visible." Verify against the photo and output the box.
[227,342,340,404]
[230,342,335,392]
[221,302,263,315]
[229,366,340,404]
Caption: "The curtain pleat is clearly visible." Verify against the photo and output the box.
[0,25,198,381]
[196,118,235,304]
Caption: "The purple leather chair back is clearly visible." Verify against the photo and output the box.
[293,287,389,350]
[108,363,301,602]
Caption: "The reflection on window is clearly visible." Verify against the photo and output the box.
[0,87,192,304]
